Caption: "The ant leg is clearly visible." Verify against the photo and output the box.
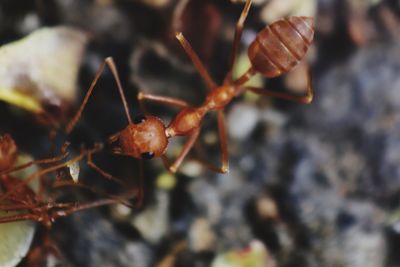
[83,147,143,205]
[86,150,129,186]
[175,32,216,90]
[137,92,191,117]
[0,213,38,223]
[52,180,135,208]
[163,128,200,173]
[51,198,125,220]
[0,153,67,175]
[194,111,229,173]
[65,57,132,135]
[245,67,314,104]
[0,147,99,202]
[161,155,171,169]
[225,0,253,84]
[0,203,36,211]
[138,92,191,110]
[0,142,70,176]
[156,240,187,267]
[25,231,64,266]
[1,198,130,224]
[108,131,120,144]
[105,57,133,124]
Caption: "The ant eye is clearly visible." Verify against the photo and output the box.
[133,115,146,124]
[141,152,154,160]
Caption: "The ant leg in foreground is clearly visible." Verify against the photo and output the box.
[163,128,200,173]
[52,180,134,208]
[193,110,229,173]
[245,67,314,104]
[0,146,101,202]
[25,230,64,267]
[86,148,129,186]
[51,198,129,220]
[0,213,40,224]
[0,142,70,176]
[0,198,126,225]
[65,57,133,135]
[225,0,253,83]
[175,32,216,90]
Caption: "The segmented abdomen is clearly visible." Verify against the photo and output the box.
[248,16,314,78]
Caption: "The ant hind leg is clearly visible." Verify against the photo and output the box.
[175,32,216,90]
[245,66,314,104]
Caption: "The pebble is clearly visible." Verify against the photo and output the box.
[227,103,259,141]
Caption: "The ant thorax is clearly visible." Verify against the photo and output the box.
[204,85,236,110]
[166,107,206,137]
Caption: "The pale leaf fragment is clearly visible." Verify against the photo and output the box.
[0,26,88,115]
[68,161,80,183]
[0,211,36,267]
[0,154,39,267]
[261,0,316,24]
[211,240,276,267]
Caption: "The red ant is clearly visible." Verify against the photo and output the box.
[0,133,136,266]
[0,133,133,227]
[65,0,314,175]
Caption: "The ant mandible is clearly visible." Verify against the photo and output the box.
[65,0,314,175]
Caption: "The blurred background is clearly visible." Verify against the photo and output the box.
[0,0,400,266]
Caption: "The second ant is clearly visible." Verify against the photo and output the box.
[66,0,315,175]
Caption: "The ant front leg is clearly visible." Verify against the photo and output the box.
[245,67,314,104]
[163,128,200,173]
[86,150,129,186]
[137,92,192,117]
[138,92,191,111]
[225,0,253,84]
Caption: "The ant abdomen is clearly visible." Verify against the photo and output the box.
[248,16,314,78]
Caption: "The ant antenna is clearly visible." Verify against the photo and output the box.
[66,57,133,135]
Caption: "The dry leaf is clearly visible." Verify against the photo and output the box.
[0,211,36,267]
[0,26,88,122]
[261,0,316,24]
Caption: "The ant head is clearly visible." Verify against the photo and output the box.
[0,133,18,172]
[118,115,168,160]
